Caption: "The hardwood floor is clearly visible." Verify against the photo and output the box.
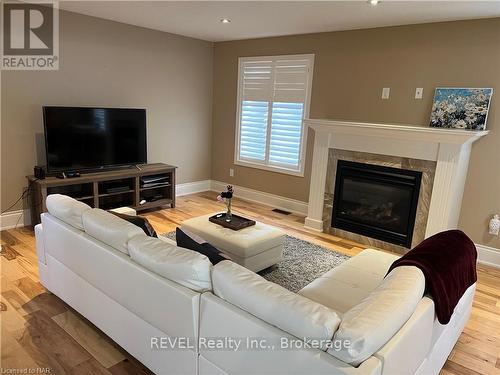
[1,192,499,374]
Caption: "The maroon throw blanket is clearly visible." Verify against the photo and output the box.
[387,230,477,324]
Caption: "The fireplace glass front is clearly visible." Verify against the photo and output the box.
[332,160,422,247]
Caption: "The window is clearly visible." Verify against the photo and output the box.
[235,54,314,176]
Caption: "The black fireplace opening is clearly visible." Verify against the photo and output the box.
[332,160,422,248]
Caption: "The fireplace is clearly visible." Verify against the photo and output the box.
[332,160,422,247]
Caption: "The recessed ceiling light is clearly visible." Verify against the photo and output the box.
[220,18,231,24]
[368,0,380,5]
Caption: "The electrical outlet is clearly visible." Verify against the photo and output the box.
[382,87,390,99]
[229,168,234,177]
[415,88,424,99]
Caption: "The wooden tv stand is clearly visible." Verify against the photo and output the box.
[27,163,176,226]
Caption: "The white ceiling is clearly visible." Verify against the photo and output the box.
[59,1,500,42]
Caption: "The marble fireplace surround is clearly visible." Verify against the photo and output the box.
[304,119,489,245]
[323,149,436,252]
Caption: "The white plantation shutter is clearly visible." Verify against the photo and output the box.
[240,101,268,160]
[273,58,311,102]
[241,59,273,101]
[236,55,314,175]
[238,59,273,161]
[269,102,304,166]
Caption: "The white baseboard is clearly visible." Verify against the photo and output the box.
[0,209,31,230]
[304,217,324,232]
[210,180,308,216]
[0,180,211,230]
[476,243,500,268]
[176,180,212,197]
[3,179,499,269]
[1,179,306,229]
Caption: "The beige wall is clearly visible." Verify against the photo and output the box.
[2,13,499,249]
[1,10,213,212]
[212,18,500,248]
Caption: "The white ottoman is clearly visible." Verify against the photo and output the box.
[181,213,285,272]
[109,206,137,216]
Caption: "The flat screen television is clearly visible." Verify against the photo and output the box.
[43,106,147,174]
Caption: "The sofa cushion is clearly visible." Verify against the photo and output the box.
[176,228,230,265]
[40,213,202,346]
[128,234,212,292]
[46,194,91,230]
[212,260,341,349]
[298,249,400,313]
[330,266,425,365]
[82,209,144,254]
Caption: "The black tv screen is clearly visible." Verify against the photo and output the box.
[43,107,147,173]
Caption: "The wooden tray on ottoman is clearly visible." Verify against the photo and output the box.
[209,213,256,230]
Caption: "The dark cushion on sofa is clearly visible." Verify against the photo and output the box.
[110,212,157,238]
[176,227,230,265]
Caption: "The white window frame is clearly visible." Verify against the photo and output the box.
[234,54,314,177]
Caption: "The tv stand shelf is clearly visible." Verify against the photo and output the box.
[27,163,176,226]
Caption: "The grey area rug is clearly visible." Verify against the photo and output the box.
[162,232,350,292]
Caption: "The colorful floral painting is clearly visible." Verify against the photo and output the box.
[430,88,493,130]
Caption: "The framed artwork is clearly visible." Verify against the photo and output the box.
[430,88,493,130]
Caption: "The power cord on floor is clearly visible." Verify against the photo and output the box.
[1,179,42,229]
[1,186,32,215]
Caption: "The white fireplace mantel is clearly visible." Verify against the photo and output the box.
[304,119,489,238]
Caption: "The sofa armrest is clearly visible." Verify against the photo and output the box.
[374,297,434,375]
[200,293,382,375]
[35,224,47,264]
[35,223,51,290]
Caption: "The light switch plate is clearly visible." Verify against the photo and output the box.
[382,87,390,99]
[415,88,424,99]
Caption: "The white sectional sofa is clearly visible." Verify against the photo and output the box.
[35,194,475,375]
